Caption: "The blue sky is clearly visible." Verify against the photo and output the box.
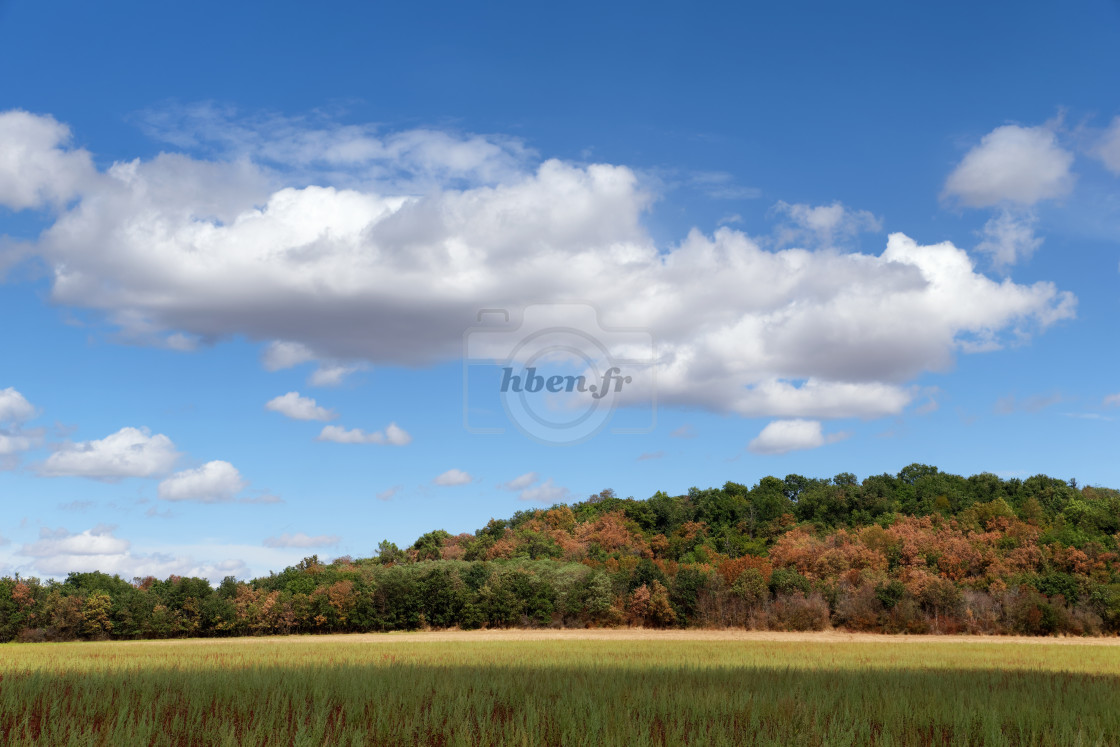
[1,1,1118,581]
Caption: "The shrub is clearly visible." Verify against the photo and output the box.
[874,580,906,610]
[731,568,768,608]
[770,592,829,631]
[834,584,882,631]
[769,567,811,597]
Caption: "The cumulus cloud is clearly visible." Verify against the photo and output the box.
[518,477,571,504]
[0,388,40,464]
[23,524,128,557]
[499,472,538,491]
[317,423,411,445]
[433,468,473,486]
[0,110,1078,422]
[0,110,96,210]
[263,532,340,548]
[261,343,361,387]
[772,201,881,247]
[158,460,247,502]
[0,387,36,423]
[0,431,39,457]
[265,391,336,421]
[497,471,570,502]
[1092,117,1120,175]
[39,426,179,480]
[308,364,361,387]
[748,419,848,455]
[262,341,316,371]
[975,209,1043,269]
[944,124,1074,207]
[20,524,246,581]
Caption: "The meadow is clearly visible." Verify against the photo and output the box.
[1,631,1119,746]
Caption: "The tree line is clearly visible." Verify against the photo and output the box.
[3,464,1120,641]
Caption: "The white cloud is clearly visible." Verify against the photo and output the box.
[23,524,128,557]
[670,424,696,438]
[262,341,316,371]
[39,426,179,480]
[637,451,664,461]
[944,124,1074,207]
[497,471,570,502]
[263,532,340,548]
[164,333,198,352]
[265,391,336,421]
[136,102,534,190]
[748,419,847,455]
[433,468,473,486]
[317,422,411,445]
[0,110,96,211]
[975,209,1043,269]
[1105,393,1120,407]
[262,344,361,387]
[158,460,247,502]
[772,201,881,246]
[376,485,401,501]
[19,524,247,582]
[518,477,570,504]
[500,472,538,490]
[308,364,361,387]
[0,387,36,423]
[0,110,1078,422]
[0,388,39,463]
[0,432,38,456]
[1092,117,1120,175]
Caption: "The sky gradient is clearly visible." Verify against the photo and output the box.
[1,0,1118,581]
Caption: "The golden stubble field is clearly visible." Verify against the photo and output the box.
[3,630,1119,746]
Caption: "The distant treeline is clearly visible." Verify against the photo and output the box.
[4,464,1120,642]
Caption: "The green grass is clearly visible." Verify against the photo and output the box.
[2,634,1119,745]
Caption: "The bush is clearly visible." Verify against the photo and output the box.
[834,584,881,631]
[882,598,928,634]
[960,590,1001,634]
[769,592,829,631]
[15,627,50,643]
[1007,587,1065,636]
[874,580,905,610]
[731,569,768,608]
[769,567,811,597]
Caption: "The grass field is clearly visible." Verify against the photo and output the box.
[2,631,1119,746]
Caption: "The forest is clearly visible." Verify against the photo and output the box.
[3,464,1120,641]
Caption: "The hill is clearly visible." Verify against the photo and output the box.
[3,464,1120,641]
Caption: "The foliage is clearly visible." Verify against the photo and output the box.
[4,465,1120,640]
